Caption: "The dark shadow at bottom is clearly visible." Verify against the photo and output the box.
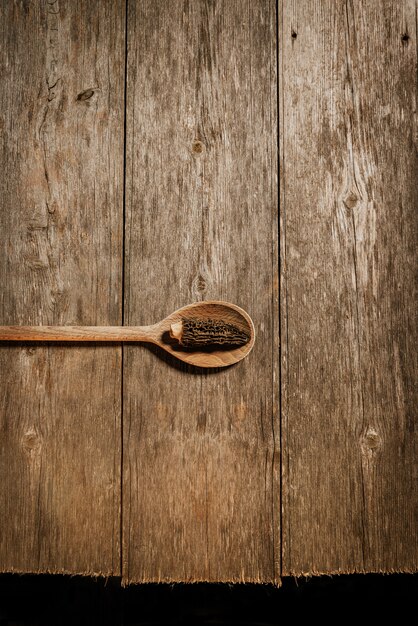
[0,573,416,625]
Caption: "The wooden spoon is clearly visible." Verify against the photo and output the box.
[0,301,255,368]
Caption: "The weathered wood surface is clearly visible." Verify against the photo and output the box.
[280,0,418,574]
[1,0,416,582]
[123,0,279,583]
[0,0,124,574]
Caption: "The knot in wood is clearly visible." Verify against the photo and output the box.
[21,430,42,455]
[361,427,382,458]
[343,192,358,210]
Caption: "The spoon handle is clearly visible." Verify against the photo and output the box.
[0,325,159,342]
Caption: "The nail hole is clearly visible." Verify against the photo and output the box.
[192,140,204,154]
[401,33,410,43]
[76,88,95,101]
[291,30,297,39]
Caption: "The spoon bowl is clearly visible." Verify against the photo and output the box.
[155,301,255,368]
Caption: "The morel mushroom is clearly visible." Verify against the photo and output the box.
[170,318,251,349]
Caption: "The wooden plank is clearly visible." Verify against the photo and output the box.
[124,0,279,583]
[280,0,418,574]
[0,0,124,575]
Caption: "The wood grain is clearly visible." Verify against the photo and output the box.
[123,0,279,583]
[280,0,418,574]
[0,0,124,575]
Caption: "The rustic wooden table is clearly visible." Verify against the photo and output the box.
[0,0,416,584]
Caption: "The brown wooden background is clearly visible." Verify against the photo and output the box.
[0,0,416,584]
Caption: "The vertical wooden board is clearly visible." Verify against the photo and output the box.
[280,0,417,574]
[124,0,278,582]
[0,0,124,574]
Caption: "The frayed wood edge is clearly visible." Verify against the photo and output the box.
[121,577,282,588]
[0,567,118,583]
[0,568,282,587]
[121,565,418,585]
[283,566,418,579]
[2,566,417,587]
[122,566,418,586]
